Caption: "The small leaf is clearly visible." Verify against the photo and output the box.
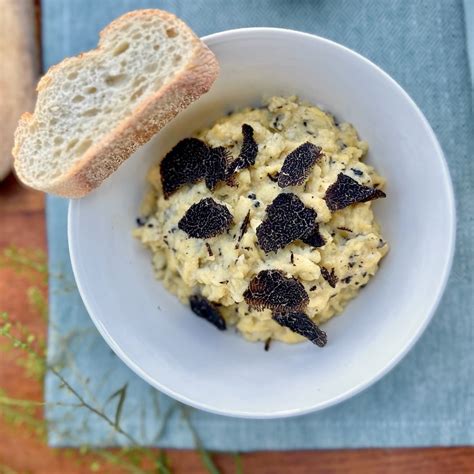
[106,383,128,429]
[1,322,12,334]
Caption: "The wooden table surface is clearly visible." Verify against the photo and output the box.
[1,1,473,472]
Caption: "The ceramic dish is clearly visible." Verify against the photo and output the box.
[68,28,455,418]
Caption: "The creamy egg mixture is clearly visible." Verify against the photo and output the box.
[134,96,388,343]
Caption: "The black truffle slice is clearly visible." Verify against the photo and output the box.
[239,123,258,168]
[204,146,232,191]
[227,124,258,176]
[244,269,309,312]
[160,138,209,198]
[278,142,322,187]
[189,295,226,330]
[256,193,317,253]
[273,311,327,347]
[178,198,233,239]
[324,173,386,211]
[301,223,325,248]
[320,267,338,288]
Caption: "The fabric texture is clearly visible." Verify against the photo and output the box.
[44,0,474,449]
[464,0,474,101]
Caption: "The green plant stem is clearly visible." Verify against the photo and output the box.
[179,405,221,474]
[233,453,243,474]
[0,396,82,409]
[1,404,45,432]
[92,449,150,474]
[1,247,47,274]
[50,368,138,445]
[156,450,172,474]
[0,322,44,360]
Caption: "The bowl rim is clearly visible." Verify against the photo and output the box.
[68,27,456,418]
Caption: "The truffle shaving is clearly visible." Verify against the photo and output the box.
[244,269,309,312]
[256,193,318,253]
[189,295,226,330]
[278,142,322,187]
[273,311,327,347]
[325,173,386,211]
[178,198,233,239]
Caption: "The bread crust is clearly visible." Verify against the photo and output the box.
[12,9,219,198]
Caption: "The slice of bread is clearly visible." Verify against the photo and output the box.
[13,9,219,197]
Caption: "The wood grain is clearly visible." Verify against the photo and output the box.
[0,0,40,180]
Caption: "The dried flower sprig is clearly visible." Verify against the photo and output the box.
[0,246,246,473]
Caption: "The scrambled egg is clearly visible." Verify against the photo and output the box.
[134,96,388,343]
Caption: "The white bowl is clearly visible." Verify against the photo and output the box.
[68,28,455,418]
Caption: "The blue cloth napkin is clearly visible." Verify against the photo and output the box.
[45,0,474,449]
[465,0,474,100]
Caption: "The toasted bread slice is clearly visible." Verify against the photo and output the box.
[13,9,219,197]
